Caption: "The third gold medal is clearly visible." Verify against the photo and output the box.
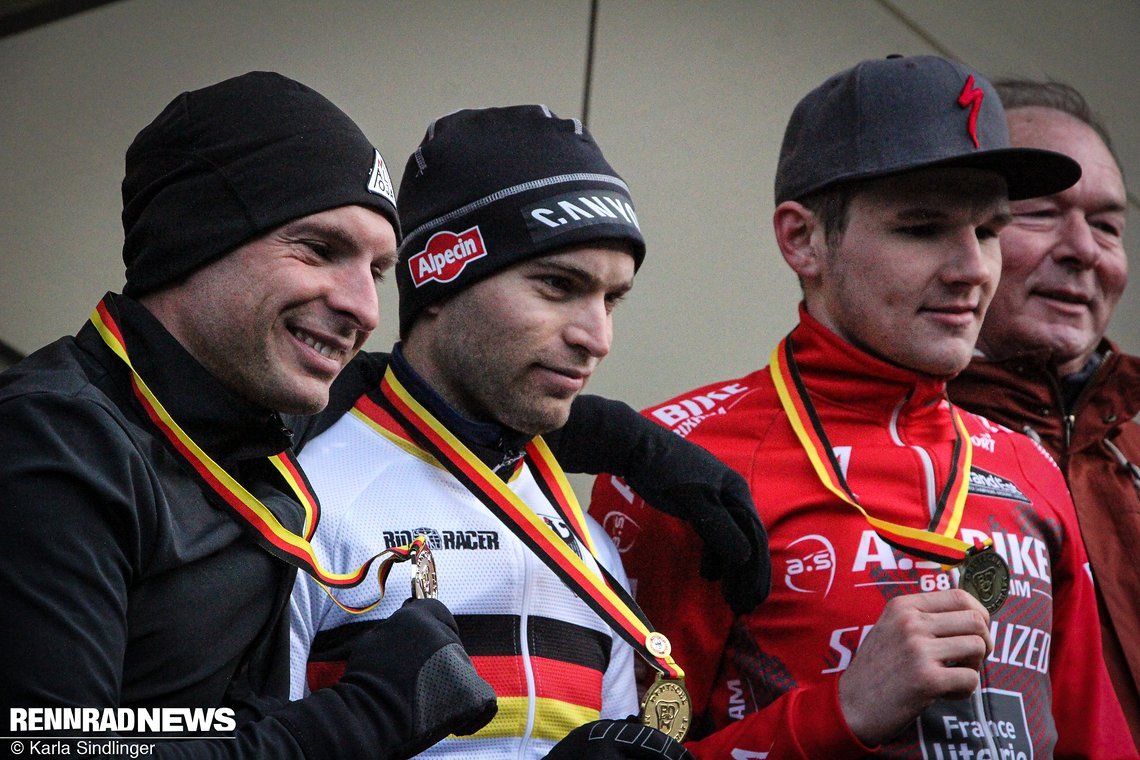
[959,544,1010,614]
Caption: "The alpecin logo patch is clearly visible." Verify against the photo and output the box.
[407,226,487,287]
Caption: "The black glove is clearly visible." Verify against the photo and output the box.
[279,598,497,759]
[549,395,771,615]
[544,719,694,759]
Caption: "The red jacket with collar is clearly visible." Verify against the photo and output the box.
[950,340,1140,749]
[590,309,1133,759]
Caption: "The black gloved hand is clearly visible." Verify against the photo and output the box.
[544,719,694,759]
[625,448,769,616]
[280,598,496,759]
[345,598,497,755]
[550,394,771,615]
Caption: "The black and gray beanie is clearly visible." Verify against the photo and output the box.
[395,105,645,336]
[121,71,399,296]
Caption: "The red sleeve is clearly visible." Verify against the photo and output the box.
[589,470,734,714]
[684,680,873,759]
[1011,434,1135,758]
[591,472,875,759]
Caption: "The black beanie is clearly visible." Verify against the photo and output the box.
[395,105,645,336]
[121,71,399,296]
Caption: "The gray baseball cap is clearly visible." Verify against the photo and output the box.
[774,55,1081,203]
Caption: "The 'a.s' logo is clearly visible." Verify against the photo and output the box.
[956,75,984,149]
[602,510,641,553]
[407,227,487,287]
[784,534,836,596]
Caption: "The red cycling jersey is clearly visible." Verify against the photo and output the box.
[590,307,1133,759]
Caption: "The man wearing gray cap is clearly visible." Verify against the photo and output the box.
[591,56,1133,757]
[290,105,695,759]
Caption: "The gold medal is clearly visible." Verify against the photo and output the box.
[411,542,438,600]
[959,546,1010,615]
[641,675,691,742]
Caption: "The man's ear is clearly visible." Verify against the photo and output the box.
[772,201,826,279]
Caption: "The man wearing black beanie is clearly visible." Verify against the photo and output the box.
[290,105,696,759]
[0,71,500,759]
[0,73,766,759]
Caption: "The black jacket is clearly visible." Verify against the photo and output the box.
[0,294,372,757]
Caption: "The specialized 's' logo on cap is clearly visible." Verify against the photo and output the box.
[367,149,396,204]
[956,75,984,149]
[407,226,487,287]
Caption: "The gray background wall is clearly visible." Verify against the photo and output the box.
[2,1,1137,497]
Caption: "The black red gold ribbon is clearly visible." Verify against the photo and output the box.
[364,366,684,680]
[91,297,419,613]
[769,336,986,566]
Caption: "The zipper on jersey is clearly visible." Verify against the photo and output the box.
[517,542,538,759]
[888,394,938,518]
[893,395,1003,751]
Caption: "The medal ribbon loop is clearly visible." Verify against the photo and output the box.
[90,298,415,610]
[769,336,985,566]
[371,366,684,680]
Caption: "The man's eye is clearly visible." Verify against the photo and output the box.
[1012,209,1057,222]
[898,224,938,237]
[305,241,332,258]
[540,275,573,292]
[1091,219,1123,238]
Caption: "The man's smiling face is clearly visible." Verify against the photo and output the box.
[978,107,1128,375]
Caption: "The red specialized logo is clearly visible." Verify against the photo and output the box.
[407,226,487,287]
[956,75,984,149]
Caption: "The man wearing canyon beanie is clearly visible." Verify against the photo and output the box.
[290,105,692,759]
[0,71,498,759]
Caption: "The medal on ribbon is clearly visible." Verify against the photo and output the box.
[769,336,1008,615]
[90,297,426,615]
[641,674,692,741]
[358,366,691,740]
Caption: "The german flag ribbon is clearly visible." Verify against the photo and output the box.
[90,297,421,612]
[769,335,985,567]
[369,365,684,680]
